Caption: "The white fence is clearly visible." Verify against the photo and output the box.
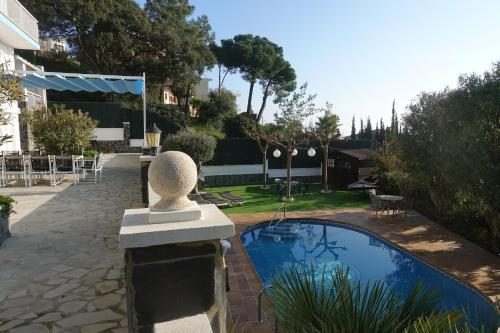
[92,128,124,141]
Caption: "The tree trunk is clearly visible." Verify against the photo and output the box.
[194,162,201,194]
[262,149,267,188]
[286,150,292,200]
[256,81,271,123]
[323,145,329,192]
[246,81,255,116]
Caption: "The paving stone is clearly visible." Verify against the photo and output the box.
[0,307,27,320]
[10,323,50,333]
[29,284,52,297]
[58,301,87,314]
[0,291,6,304]
[112,328,127,333]
[80,322,117,333]
[51,265,74,273]
[1,297,35,309]
[114,288,125,295]
[55,310,122,328]
[8,289,27,299]
[87,303,96,312]
[0,319,24,331]
[105,270,121,280]
[31,300,54,314]
[94,281,118,295]
[61,268,89,279]
[18,312,38,320]
[93,294,121,310]
[119,318,127,327]
[33,312,62,323]
[46,279,67,286]
[43,284,78,299]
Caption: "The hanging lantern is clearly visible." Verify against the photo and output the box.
[273,149,281,158]
[292,149,298,156]
[307,147,316,157]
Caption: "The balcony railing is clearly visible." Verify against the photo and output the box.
[0,0,38,43]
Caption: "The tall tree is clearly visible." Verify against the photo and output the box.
[359,118,364,137]
[210,42,237,94]
[274,83,318,201]
[351,116,356,140]
[256,57,296,123]
[365,117,373,139]
[21,0,151,74]
[391,99,399,135]
[313,103,340,193]
[144,0,216,113]
[220,34,283,117]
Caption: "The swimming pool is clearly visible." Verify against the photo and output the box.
[241,219,497,323]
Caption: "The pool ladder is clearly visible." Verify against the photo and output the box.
[267,202,286,228]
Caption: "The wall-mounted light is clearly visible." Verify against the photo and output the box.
[273,149,281,158]
[292,149,298,156]
[307,147,316,157]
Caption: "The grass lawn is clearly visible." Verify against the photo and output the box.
[205,184,370,215]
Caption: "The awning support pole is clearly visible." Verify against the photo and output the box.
[142,72,147,146]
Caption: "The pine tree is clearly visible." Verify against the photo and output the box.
[365,117,372,139]
[351,116,356,140]
[379,118,385,143]
[359,118,364,138]
[391,99,399,135]
[375,123,380,146]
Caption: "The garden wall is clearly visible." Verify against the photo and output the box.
[201,138,369,186]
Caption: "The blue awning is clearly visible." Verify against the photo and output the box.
[16,71,144,95]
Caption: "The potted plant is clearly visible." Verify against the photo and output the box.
[0,195,15,246]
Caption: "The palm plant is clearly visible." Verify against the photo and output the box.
[270,265,498,333]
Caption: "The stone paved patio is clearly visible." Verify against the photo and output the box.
[226,209,500,333]
[0,154,142,333]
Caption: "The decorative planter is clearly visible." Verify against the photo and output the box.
[0,213,11,246]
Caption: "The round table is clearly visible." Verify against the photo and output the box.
[376,195,403,215]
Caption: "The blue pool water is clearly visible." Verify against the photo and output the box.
[241,219,497,323]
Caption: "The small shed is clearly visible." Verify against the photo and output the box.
[328,148,375,188]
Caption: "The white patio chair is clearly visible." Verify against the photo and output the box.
[53,155,84,185]
[368,189,384,215]
[2,155,31,187]
[81,153,103,183]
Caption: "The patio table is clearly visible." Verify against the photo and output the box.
[377,195,403,215]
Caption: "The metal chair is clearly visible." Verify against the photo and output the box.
[53,155,84,185]
[2,155,31,187]
[81,153,103,183]
[29,155,57,186]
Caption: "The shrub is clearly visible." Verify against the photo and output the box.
[23,104,97,154]
[0,63,23,144]
[0,195,15,215]
[162,130,216,169]
[198,90,238,128]
[223,114,257,138]
[149,103,190,129]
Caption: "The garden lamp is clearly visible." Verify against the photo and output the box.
[292,149,298,156]
[307,147,316,157]
[273,149,281,158]
[145,123,162,156]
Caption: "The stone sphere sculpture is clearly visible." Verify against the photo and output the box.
[149,151,198,211]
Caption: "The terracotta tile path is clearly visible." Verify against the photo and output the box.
[225,209,500,333]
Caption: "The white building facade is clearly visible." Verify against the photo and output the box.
[0,0,41,151]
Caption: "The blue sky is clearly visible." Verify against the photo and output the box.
[138,0,500,134]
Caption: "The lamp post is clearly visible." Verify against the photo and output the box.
[145,123,162,156]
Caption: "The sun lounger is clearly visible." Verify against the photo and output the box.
[187,194,211,205]
[201,193,229,207]
[219,191,246,205]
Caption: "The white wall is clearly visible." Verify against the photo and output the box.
[200,161,321,178]
[0,41,21,152]
[129,139,144,147]
[92,128,124,141]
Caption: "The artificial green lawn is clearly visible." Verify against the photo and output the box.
[205,184,370,214]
